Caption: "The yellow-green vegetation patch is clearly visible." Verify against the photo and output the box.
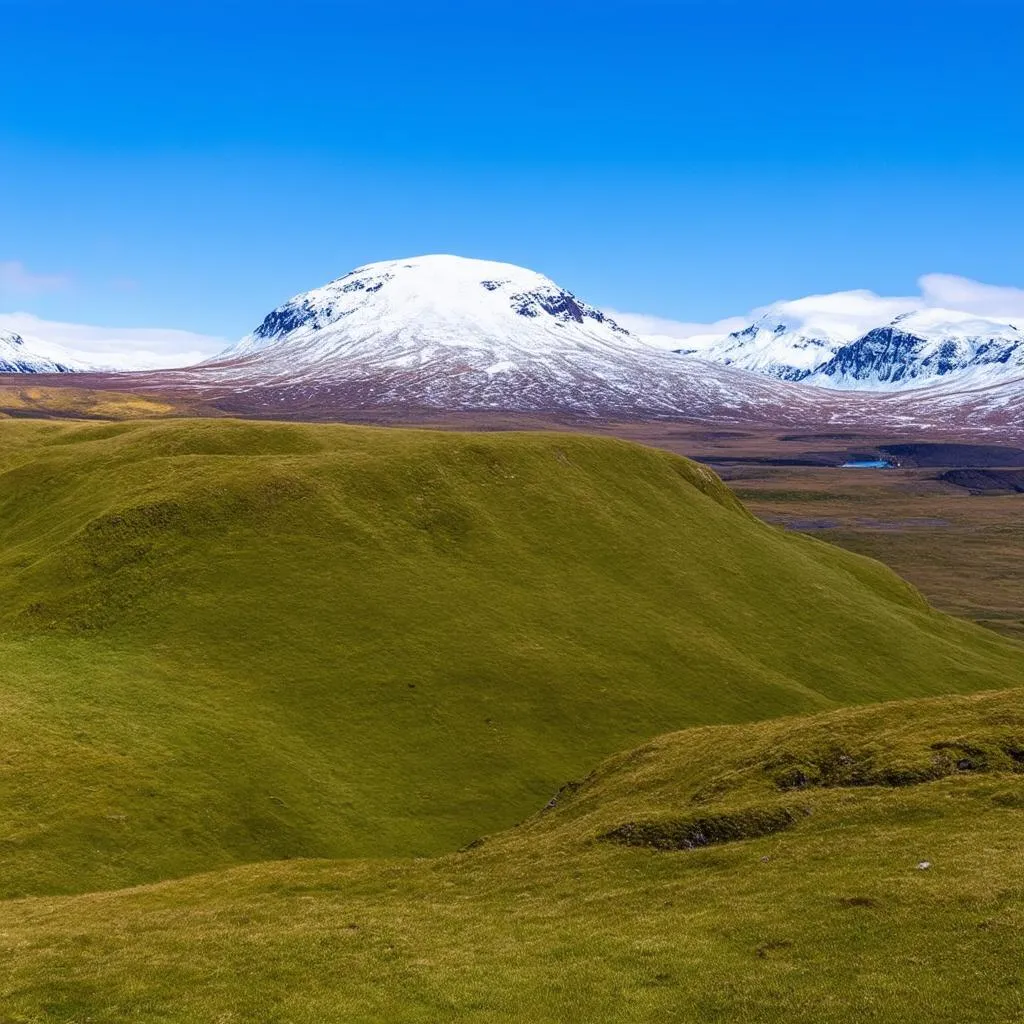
[0,384,183,419]
[522,686,1024,846]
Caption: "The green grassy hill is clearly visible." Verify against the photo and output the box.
[0,417,1021,899]
[2,686,1022,1022]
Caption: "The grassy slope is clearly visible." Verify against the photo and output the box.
[2,687,1022,1023]
[0,418,1022,899]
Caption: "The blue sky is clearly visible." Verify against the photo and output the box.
[2,0,1023,361]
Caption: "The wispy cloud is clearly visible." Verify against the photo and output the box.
[0,261,73,295]
[0,312,228,371]
[918,274,1024,319]
[615,274,1024,349]
[606,310,748,345]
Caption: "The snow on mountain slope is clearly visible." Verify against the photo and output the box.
[666,296,1024,392]
[883,364,1024,433]
[679,316,846,381]
[804,309,1024,390]
[672,289,916,381]
[0,329,83,373]
[200,254,835,420]
[217,255,647,367]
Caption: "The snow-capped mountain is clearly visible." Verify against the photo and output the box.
[677,314,847,382]
[669,304,1024,392]
[217,254,643,371]
[0,329,82,373]
[199,254,832,420]
[68,253,1014,436]
[804,310,1024,390]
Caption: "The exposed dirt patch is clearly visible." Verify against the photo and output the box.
[839,896,879,908]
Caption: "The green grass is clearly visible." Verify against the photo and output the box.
[2,687,1022,1022]
[0,416,1021,905]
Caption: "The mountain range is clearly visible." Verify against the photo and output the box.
[7,255,1024,434]
[195,255,1024,433]
[192,254,833,421]
[673,306,1024,390]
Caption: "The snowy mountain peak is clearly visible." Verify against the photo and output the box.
[675,316,841,382]
[880,307,1024,343]
[221,255,636,368]
[199,254,815,417]
[806,311,1024,390]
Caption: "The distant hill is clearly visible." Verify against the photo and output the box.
[0,417,1021,899]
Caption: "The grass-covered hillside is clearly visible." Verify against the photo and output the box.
[2,687,1022,1022]
[0,418,1021,898]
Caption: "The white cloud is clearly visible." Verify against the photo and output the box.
[747,289,919,344]
[0,312,228,371]
[607,310,748,350]
[0,260,72,295]
[615,274,1024,349]
[918,274,1024,319]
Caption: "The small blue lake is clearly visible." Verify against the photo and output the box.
[841,460,892,469]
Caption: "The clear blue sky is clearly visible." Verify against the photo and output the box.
[2,0,1023,339]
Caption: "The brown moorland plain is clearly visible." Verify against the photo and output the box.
[0,382,203,420]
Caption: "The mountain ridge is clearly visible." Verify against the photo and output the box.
[673,305,1024,391]
[7,255,1023,436]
